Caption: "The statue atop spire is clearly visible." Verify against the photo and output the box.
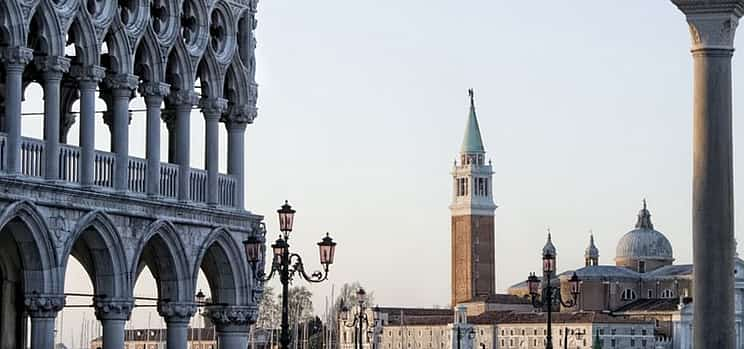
[635,199,654,230]
[585,232,599,266]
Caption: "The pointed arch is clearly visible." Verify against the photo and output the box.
[134,29,168,83]
[130,220,191,302]
[193,227,249,305]
[224,60,250,107]
[0,200,58,293]
[26,0,65,56]
[0,0,26,47]
[66,11,100,66]
[102,21,134,74]
[197,50,225,99]
[165,40,196,93]
[60,210,129,298]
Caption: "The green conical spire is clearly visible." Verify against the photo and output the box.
[461,89,486,154]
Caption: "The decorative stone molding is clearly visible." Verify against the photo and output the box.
[139,82,171,98]
[157,301,197,323]
[70,65,107,83]
[167,89,199,107]
[200,97,229,117]
[95,298,134,321]
[673,1,744,51]
[1,47,34,66]
[35,56,72,79]
[104,73,139,91]
[24,293,65,318]
[203,305,258,329]
[222,105,257,127]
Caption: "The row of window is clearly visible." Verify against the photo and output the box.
[621,288,675,301]
[455,177,489,197]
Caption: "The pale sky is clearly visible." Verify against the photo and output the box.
[21,0,744,346]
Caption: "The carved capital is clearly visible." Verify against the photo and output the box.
[104,73,139,92]
[673,1,744,50]
[157,301,197,323]
[167,89,199,107]
[203,305,258,330]
[35,56,71,79]
[25,293,65,318]
[200,97,228,117]
[95,298,134,321]
[70,65,106,83]
[1,47,34,66]
[139,82,171,98]
[222,104,257,128]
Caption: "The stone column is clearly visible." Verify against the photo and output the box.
[203,306,256,349]
[158,302,196,349]
[36,56,71,180]
[71,65,105,187]
[95,299,133,349]
[224,107,255,209]
[140,82,170,196]
[1,47,33,174]
[25,293,64,349]
[200,98,228,206]
[104,74,138,191]
[168,91,196,202]
[671,2,744,348]
[162,109,177,163]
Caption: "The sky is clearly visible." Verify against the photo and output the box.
[18,0,744,345]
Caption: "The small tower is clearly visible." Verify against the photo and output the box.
[542,232,557,280]
[585,233,599,266]
[450,89,497,306]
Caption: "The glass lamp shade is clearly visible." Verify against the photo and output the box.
[527,273,540,295]
[543,252,556,273]
[272,236,288,260]
[243,235,262,264]
[569,272,581,295]
[277,200,296,233]
[318,233,337,265]
[195,289,206,303]
[357,288,367,305]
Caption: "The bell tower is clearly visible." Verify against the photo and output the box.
[450,89,497,306]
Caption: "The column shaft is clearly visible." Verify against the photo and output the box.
[112,89,130,191]
[205,115,219,205]
[692,49,735,348]
[217,331,249,349]
[30,317,55,349]
[167,321,189,349]
[227,125,246,209]
[145,95,163,196]
[102,319,126,349]
[176,105,191,201]
[5,64,24,174]
[79,80,97,186]
[42,76,62,180]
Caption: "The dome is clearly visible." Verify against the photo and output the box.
[616,200,673,261]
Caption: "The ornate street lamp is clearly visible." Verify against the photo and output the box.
[455,325,475,349]
[340,288,382,349]
[243,200,337,349]
[526,250,581,349]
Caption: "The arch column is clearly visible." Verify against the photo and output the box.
[671,2,743,348]
[200,98,228,206]
[36,56,71,181]
[223,107,255,209]
[167,91,197,202]
[103,74,138,191]
[1,47,34,174]
[204,305,257,349]
[95,299,133,349]
[71,65,106,187]
[25,293,64,349]
[140,82,171,196]
[158,301,197,349]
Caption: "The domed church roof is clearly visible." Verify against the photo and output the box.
[616,200,673,261]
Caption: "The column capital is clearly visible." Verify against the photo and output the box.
[673,1,744,51]
[200,97,228,118]
[157,301,197,323]
[203,305,258,331]
[222,104,257,129]
[167,89,199,108]
[139,81,171,98]
[34,56,71,80]
[70,64,106,84]
[104,73,139,93]
[24,293,65,318]
[95,298,134,321]
[1,46,34,66]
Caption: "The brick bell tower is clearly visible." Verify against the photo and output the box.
[450,89,497,306]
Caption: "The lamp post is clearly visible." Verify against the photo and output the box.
[340,288,382,349]
[243,200,338,349]
[526,250,581,349]
[455,325,475,349]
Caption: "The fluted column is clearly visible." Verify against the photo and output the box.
[36,56,71,180]
[203,306,256,349]
[158,302,196,349]
[140,82,170,196]
[671,2,743,348]
[71,65,105,187]
[168,91,197,202]
[25,293,64,349]
[95,299,133,349]
[200,98,227,206]
[104,74,138,191]
[1,47,33,174]
[223,107,255,209]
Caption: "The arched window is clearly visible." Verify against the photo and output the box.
[622,289,637,301]
[662,289,673,298]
